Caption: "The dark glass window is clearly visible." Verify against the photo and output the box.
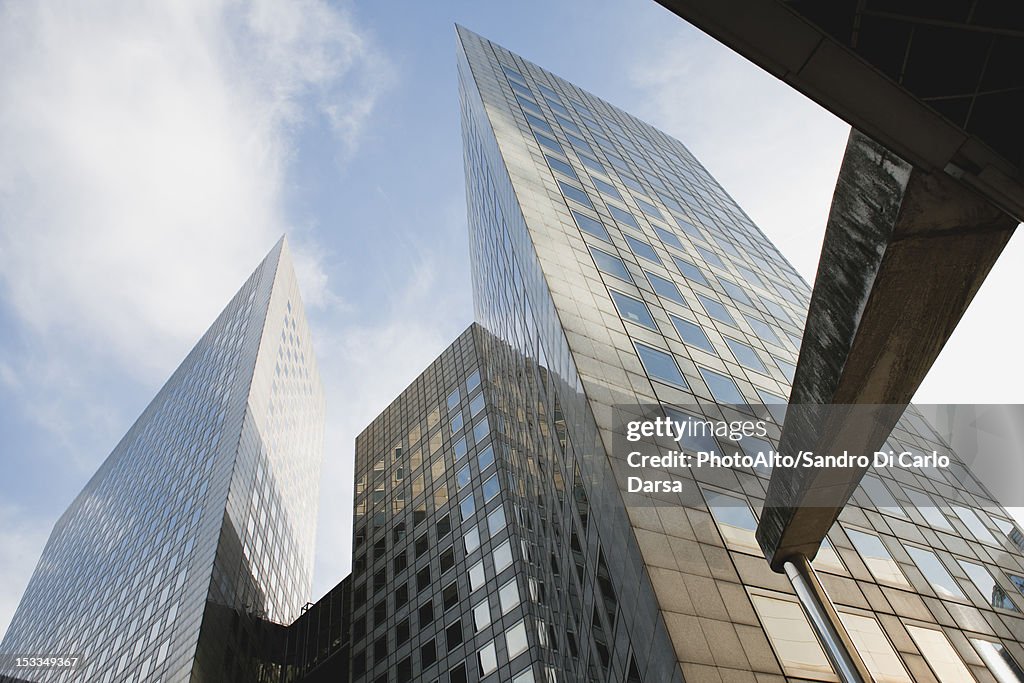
[440,546,456,573]
[397,618,411,645]
[446,621,464,651]
[419,600,434,626]
[421,639,437,667]
[443,582,460,611]
[417,566,431,592]
[415,533,429,558]
[436,514,451,538]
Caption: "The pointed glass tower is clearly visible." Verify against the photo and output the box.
[0,238,325,683]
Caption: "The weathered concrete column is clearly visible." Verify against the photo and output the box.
[757,129,1017,571]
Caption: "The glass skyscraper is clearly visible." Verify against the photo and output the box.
[0,238,325,683]
[6,25,1024,683]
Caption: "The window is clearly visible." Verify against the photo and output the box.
[610,290,656,329]
[473,599,491,631]
[545,154,576,180]
[720,279,752,305]
[440,546,456,573]
[904,545,965,599]
[437,514,451,538]
[971,639,1024,683]
[634,196,663,219]
[499,579,521,614]
[953,506,998,545]
[464,526,480,554]
[439,584,459,616]
[624,236,660,264]
[958,560,1019,611]
[506,620,529,659]
[699,367,745,404]
[396,583,409,608]
[397,618,411,645]
[473,416,489,443]
[906,625,976,683]
[653,226,683,250]
[571,210,610,242]
[696,245,726,269]
[671,315,715,353]
[635,343,687,388]
[592,176,621,199]
[725,338,767,373]
[469,561,485,592]
[846,528,911,587]
[836,611,911,683]
[525,112,552,134]
[697,295,735,324]
[478,445,495,471]
[609,204,640,229]
[744,314,781,345]
[674,256,708,285]
[558,180,592,208]
[479,642,498,676]
[487,505,507,534]
[534,132,563,155]
[590,247,631,281]
[457,465,471,490]
[419,600,434,626]
[450,412,464,434]
[906,489,954,531]
[703,488,760,554]
[555,113,581,134]
[750,592,837,681]
[516,94,542,115]
[859,476,906,518]
[494,540,513,572]
[645,271,686,305]
[675,216,703,239]
[415,533,429,558]
[482,474,500,502]
[421,639,437,667]
[446,620,464,651]
[774,357,796,382]
[466,369,481,392]
[470,392,485,417]
[579,153,605,174]
[460,495,475,522]
[417,566,431,592]
[447,389,460,411]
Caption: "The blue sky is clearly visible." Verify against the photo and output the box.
[0,0,1020,638]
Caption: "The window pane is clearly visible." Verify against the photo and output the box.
[750,593,837,681]
[464,527,480,554]
[460,496,475,522]
[971,638,1024,683]
[506,620,529,659]
[469,561,485,591]
[953,506,998,545]
[859,476,906,518]
[654,226,683,250]
[534,131,563,154]
[473,600,491,632]
[635,343,687,388]
[959,560,1019,611]
[482,474,500,502]
[846,528,911,587]
[591,247,631,281]
[699,367,744,404]
[559,180,593,208]
[609,204,640,229]
[671,316,715,353]
[610,290,656,329]
[744,314,781,345]
[545,154,576,179]
[906,489,954,530]
[703,489,759,553]
[624,236,660,264]
[726,338,767,372]
[592,176,621,200]
[906,625,976,683]
[571,210,610,242]
[479,641,497,676]
[837,611,912,683]
[457,465,471,490]
[488,506,507,534]
[646,271,686,305]
[698,295,735,324]
[499,579,520,614]
[905,545,965,599]
[673,257,709,286]
[494,540,513,572]
[696,245,725,269]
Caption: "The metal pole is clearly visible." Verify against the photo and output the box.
[783,554,873,683]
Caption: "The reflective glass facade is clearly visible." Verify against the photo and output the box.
[454,26,1024,683]
[0,239,325,683]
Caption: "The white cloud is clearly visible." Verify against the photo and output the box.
[0,505,51,643]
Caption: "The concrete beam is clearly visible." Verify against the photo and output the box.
[757,130,1017,571]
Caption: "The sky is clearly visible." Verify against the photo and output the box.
[0,0,1021,640]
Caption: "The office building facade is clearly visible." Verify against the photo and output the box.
[0,239,325,683]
